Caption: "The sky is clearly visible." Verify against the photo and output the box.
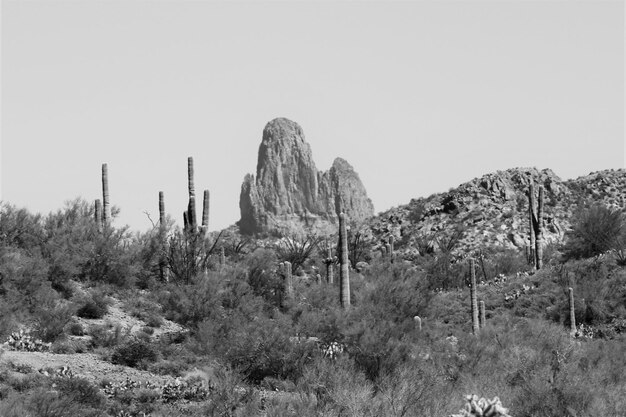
[1,0,624,233]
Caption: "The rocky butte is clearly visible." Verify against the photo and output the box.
[238,118,374,235]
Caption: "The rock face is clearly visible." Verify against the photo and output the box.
[239,118,374,235]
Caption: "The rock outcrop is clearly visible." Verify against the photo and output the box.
[239,118,374,235]
[367,167,626,260]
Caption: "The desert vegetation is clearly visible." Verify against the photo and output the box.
[1,162,625,417]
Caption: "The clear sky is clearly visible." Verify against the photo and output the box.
[1,0,624,232]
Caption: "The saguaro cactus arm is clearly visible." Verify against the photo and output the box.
[201,189,210,237]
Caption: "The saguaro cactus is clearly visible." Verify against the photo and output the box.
[325,241,334,284]
[414,315,422,331]
[528,181,544,270]
[479,300,486,329]
[201,189,210,237]
[102,163,111,227]
[158,192,168,282]
[220,246,226,268]
[528,182,536,266]
[339,212,351,309]
[470,258,480,335]
[569,287,576,337]
[535,186,544,269]
[388,235,395,261]
[159,191,165,227]
[187,157,197,232]
[94,199,102,233]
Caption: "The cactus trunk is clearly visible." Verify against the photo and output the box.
[159,191,165,227]
[326,242,334,284]
[470,258,479,335]
[158,192,168,282]
[388,236,394,262]
[94,199,102,233]
[284,261,293,299]
[220,246,225,269]
[479,300,486,329]
[528,182,536,266]
[339,212,350,309]
[187,157,197,232]
[569,287,576,337]
[201,189,210,237]
[535,186,544,269]
[102,163,111,227]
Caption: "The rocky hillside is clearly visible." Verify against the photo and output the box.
[368,167,626,259]
[239,118,374,235]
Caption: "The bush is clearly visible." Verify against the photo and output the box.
[34,303,74,343]
[76,300,107,319]
[67,321,85,336]
[562,204,624,260]
[111,339,158,368]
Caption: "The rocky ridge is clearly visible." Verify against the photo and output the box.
[239,118,374,235]
[368,167,626,260]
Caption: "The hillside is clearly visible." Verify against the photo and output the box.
[368,167,626,259]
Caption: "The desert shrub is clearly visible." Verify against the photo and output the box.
[298,355,373,413]
[34,302,74,343]
[122,296,164,327]
[201,366,261,416]
[245,248,283,306]
[562,204,624,260]
[76,300,107,319]
[54,377,105,408]
[157,271,226,327]
[197,313,314,384]
[166,228,221,284]
[89,323,129,348]
[50,338,88,354]
[80,226,140,287]
[275,233,322,274]
[111,339,158,368]
[67,321,85,336]
[148,359,189,377]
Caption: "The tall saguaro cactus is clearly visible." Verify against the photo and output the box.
[568,287,576,337]
[470,258,480,335]
[339,212,351,309]
[102,163,111,227]
[94,199,103,233]
[201,190,210,237]
[388,236,395,262]
[528,182,544,270]
[187,157,197,232]
[535,186,544,269]
[158,192,168,282]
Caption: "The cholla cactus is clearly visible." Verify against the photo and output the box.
[450,394,512,417]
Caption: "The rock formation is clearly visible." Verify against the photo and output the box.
[239,118,374,235]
